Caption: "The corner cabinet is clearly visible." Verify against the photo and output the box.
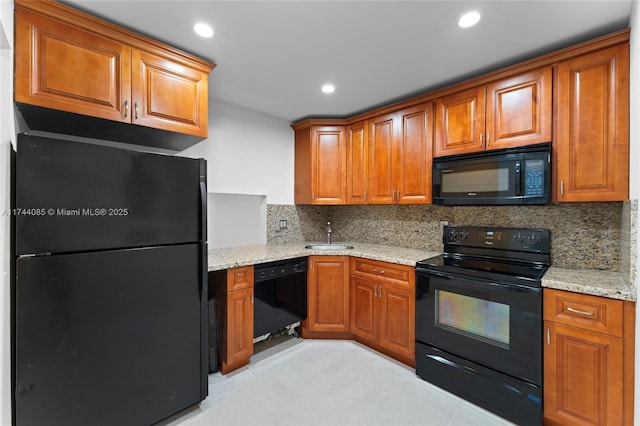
[14,0,214,150]
[349,258,415,366]
[294,125,347,205]
[543,289,635,425]
[434,67,552,157]
[302,256,350,337]
[367,103,433,204]
[211,266,254,375]
[554,45,630,202]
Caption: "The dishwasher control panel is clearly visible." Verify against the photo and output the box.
[254,257,308,282]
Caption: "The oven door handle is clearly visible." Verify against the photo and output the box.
[416,269,540,292]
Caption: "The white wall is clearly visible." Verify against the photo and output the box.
[181,100,295,205]
[630,2,640,423]
[207,193,267,248]
[0,0,14,424]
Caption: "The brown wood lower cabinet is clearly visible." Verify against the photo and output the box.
[543,289,635,425]
[349,258,415,366]
[210,266,254,374]
[302,256,350,338]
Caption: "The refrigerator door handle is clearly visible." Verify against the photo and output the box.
[199,159,207,243]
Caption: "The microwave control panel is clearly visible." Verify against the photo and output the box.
[523,159,545,196]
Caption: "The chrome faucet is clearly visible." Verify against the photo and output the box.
[326,221,332,245]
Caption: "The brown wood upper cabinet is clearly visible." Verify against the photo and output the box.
[366,103,433,204]
[434,68,552,157]
[554,45,630,202]
[14,1,214,140]
[346,120,369,204]
[294,125,347,204]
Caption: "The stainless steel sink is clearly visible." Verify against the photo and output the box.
[305,244,354,250]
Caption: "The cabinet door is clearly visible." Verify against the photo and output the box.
[346,121,369,204]
[131,49,209,137]
[544,321,623,425]
[396,103,433,204]
[311,127,347,204]
[222,287,254,374]
[555,45,629,202]
[307,256,349,332]
[15,7,131,122]
[434,86,485,157]
[485,68,551,150]
[378,285,415,362]
[349,277,377,344]
[368,113,397,204]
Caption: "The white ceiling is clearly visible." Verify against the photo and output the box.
[62,0,633,123]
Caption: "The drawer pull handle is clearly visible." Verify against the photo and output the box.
[566,306,594,316]
[547,327,550,346]
[373,269,385,274]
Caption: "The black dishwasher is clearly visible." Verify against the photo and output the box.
[253,257,308,339]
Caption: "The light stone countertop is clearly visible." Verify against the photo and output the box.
[542,267,635,301]
[207,242,439,271]
[208,243,635,302]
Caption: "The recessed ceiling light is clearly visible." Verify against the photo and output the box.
[458,11,481,28]
[322,84,335,94]
[194,23,214,38]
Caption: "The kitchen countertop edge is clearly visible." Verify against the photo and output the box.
[542,266,635,302]
[208,243,635,302]
[207,242,439,271]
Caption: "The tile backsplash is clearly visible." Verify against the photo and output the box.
[268,202,630,273]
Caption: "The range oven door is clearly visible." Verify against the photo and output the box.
[415,268,542,385]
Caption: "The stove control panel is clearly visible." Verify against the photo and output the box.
[444,225,550,253]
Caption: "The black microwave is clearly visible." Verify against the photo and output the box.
[432,143,551,206]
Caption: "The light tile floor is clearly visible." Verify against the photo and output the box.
[159,338,515,426]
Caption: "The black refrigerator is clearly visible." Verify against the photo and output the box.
[11,133,208,426]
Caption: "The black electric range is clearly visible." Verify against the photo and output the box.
[415,225,550,426]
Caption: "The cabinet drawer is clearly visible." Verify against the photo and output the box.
[350,258,414,289]
[227,265,254,291]
[543,289,623,337]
